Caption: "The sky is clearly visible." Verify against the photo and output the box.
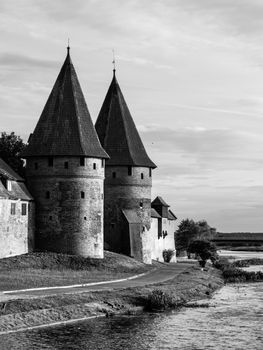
[1,0,263,232]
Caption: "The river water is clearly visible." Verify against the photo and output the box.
[0,281,262,350]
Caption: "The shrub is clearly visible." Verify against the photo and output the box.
[163,249,174,263]
[146,289,174,311]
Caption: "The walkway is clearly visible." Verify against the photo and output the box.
[0,262,194,301]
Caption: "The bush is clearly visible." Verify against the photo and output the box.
[146,289,175,311]
[163,249,174,263]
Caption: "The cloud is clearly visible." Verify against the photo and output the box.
[0,53,58,70]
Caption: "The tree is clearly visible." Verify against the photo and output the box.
[188,240,218,267]
[175,219,199,254]
[175,219,216,256]
[0,132,26,177]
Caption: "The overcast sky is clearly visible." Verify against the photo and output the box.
[1,0,263,232]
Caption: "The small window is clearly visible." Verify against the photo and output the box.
[112,172,116,178]
[93,163,96,170]
[11,203,16,215]
[49,216,52,221]
[142,226,145,232]
[48,156,53,167]
[81,191,85,199]
[80,157,85,166]
[84,216,87,221]
[111,223,115,228]
[139,201,143,208]
[128,166,132,176]
[21,203,27,215]
[101,159,104,168]
[141,173,144,180]
[46,191,50,199]
[28,203,31,212]
[34,162,38,170]
[149,168,152,177]
[64,161,69,169]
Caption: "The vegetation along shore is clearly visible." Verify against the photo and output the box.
[1,251,263,333]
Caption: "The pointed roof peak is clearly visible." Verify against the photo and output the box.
[22,50,108,159]
[95,74,156,168]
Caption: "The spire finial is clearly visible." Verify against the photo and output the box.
[112,49,116,76]
[67,38,70,54]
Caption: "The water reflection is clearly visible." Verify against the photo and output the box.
[0,283,262,350]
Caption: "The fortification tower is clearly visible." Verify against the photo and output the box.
[22,47,109,258]
[95,70,156,263]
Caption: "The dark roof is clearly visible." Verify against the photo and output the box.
[95,72,156,168]
[168,210,177,221]
[22,48,108,159]
[0,158,23,181]
[151,208,161,219]
[152,196,170,207]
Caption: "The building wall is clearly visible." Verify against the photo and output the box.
[0,198,34,259]
[104,165,152,263]
[150,217,177,262]
[26,156,104,258]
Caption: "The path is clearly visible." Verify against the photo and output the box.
[0,262,193,301]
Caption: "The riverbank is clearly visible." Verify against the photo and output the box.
[0,263,223,333]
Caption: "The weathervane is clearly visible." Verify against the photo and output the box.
[112,49,116,75]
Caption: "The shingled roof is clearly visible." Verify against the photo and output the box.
[95,72,156,168]
[152,196,170,207]
[22,48,108,159]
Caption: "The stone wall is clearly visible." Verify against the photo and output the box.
[0,198,34,259]
[26,156,104,258]
[104,165,152,263]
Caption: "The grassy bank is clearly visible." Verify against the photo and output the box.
[0,264,223,332]
[214,257,263,283]
[0,252,154,291]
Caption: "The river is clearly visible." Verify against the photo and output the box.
[0,280,262,349]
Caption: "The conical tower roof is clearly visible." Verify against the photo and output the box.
[22,48,108,159]
[95,72,156,168]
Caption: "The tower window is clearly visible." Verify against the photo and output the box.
[80,157,85,166]
[141,173,144,180]
[7,180,12,191]
[64,161,69,169]
[101,159,104,168]
[149,168,152,177]
[11,203,16,215]
[48,157,53,167]
[112,172,116,178]
[84,216,87,221]
[93,163,96,170]
[21,203,27,216]
[140,201,143,208]
[128,166,132,176]
[34,162,38,170]
[46,191,50,199]
[81,191,85,199]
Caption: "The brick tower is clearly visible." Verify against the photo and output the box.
[22,47,109,258]
[95,70,156,263]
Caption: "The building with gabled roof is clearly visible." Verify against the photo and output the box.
[95,71,156,264]
[0,158,34,258]
[150,196,177,262]
[22,47,108,258]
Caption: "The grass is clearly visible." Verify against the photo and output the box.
[213,257,263,283]
[0,264,224,332]
[0,251,154,291]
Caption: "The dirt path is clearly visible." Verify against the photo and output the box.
[1,262,193,301]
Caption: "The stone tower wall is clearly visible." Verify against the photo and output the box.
[104,165,152,262]
[26,157,104,258]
